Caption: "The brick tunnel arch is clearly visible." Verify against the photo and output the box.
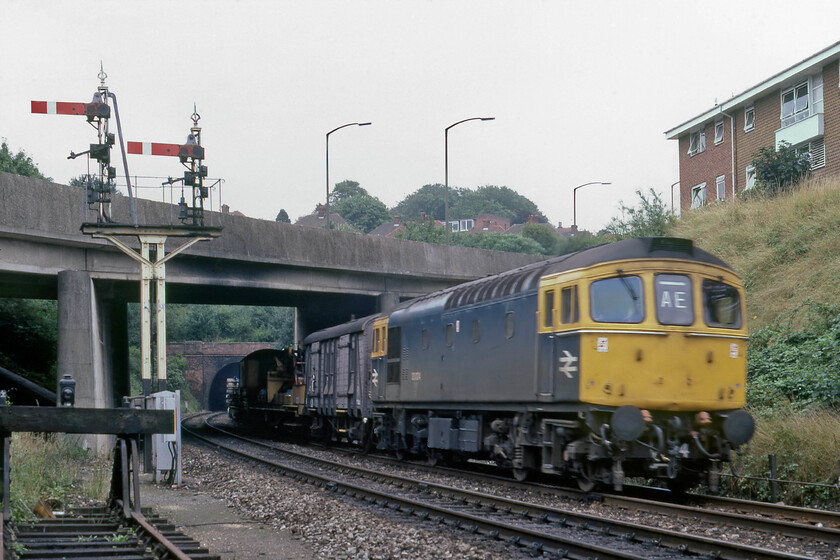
[206,360,240,411]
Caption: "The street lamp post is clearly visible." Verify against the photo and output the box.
[445,117,495,245]
[572,181,611,232]
[326,122,371,229]
[670,181,680,213]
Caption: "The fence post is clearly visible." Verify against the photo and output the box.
[768,454,779,502]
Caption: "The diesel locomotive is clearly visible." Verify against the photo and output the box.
[229,237,755,492]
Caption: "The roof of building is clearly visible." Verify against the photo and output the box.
[295,206,351,229]
[665,40,840,139]
[369,220,404,237]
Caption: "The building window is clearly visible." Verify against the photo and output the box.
[812,74,824,114]
[781,81,809,127]
[746,165,756,190]
[691,183,707,209]
[744,106,755,132]
[688,130,706,156]
[714,120,724,144]
[716,175,726,200]
[798,138,826,170]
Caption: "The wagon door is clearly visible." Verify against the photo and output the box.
[336,334,350,410]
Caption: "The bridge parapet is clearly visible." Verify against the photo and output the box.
[0,172,541,286]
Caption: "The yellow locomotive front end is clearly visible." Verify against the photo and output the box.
[537,248,753,491]
[574,260,747,411]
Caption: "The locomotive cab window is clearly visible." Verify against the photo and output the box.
[471,320,480,343]
[703,280,742,328]
[655,274,693,326]
[445,323,454,347]
[421,328,430,350]
[590,275,644,323]
[560,285,579,324]
[542,289,555,328]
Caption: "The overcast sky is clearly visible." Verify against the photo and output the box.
[3,1,840,232]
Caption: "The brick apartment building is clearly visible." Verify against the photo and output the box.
[666,41,840,211]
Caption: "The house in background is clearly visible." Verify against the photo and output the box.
[666,41,840,211]
[295,204,352,229]
[469,214,509,233]
[369,213,444,238]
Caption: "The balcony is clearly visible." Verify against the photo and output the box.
[776,112,823,148]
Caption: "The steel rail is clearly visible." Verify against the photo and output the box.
[187,417,639,559]
[299,420,840,542]
[189,414,818,560]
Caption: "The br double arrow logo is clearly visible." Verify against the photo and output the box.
[558,351,578,379]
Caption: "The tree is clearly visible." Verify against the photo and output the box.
[458,232,545,255]
[521,223,559,255]
[329,180,367,204]
[454,185,544,224]
[393,184,545,225]
[749,141,811,197]
[0,299,57,389]
[395,219,446,244]
[275,209,290,223]
[0,140,51,180]
[328,180,391,233]
[604,188,675,240]
[556,233,604,256]
[392,184,450,222]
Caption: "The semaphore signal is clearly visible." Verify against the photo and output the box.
[127,105,210,226]
[30,63,137,225]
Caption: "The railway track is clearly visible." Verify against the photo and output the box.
[6,504,218,560]
[187,413,836,559]
[342,446,840,540]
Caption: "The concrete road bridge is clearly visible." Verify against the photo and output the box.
[0,171,541,410]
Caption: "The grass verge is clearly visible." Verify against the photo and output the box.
[720,407,840,507]
[9,433,111,521]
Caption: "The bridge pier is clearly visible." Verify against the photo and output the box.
[57,271,128,420]
[377,291,399,314]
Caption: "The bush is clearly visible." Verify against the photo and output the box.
[747,302,840,409]
[748,141,811,197]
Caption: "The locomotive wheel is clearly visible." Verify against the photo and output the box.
[577,475,596,492]
[395,448,407,461]
[576,462,597,492]
[512,468,529,482]
[426,449,440,467]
